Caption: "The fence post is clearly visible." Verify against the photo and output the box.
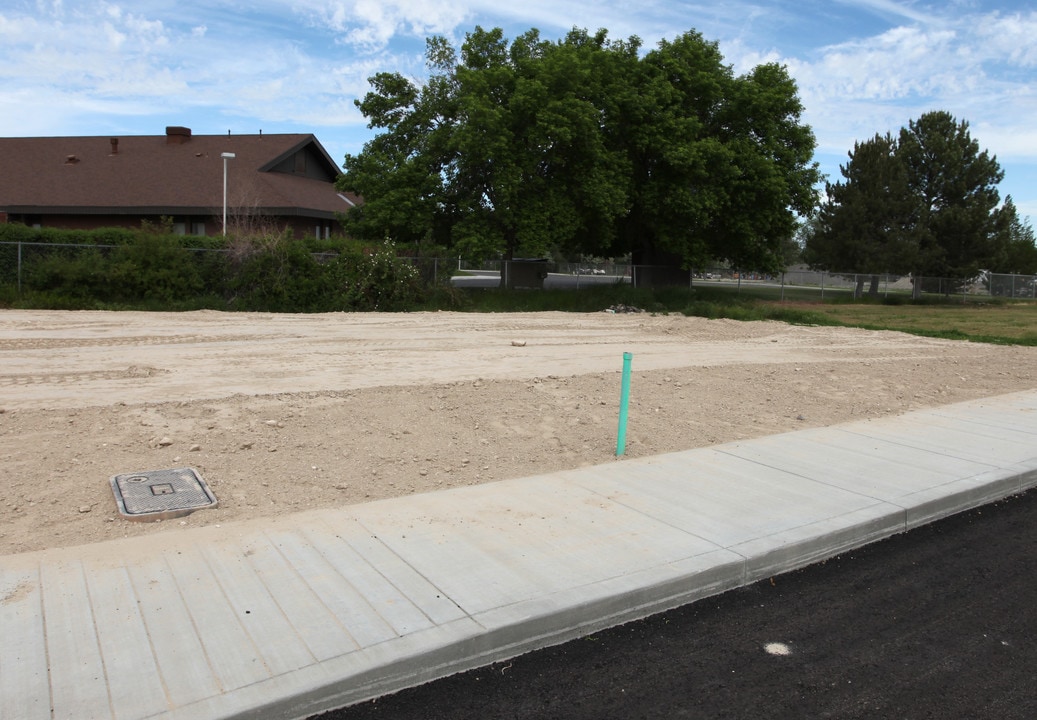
[17,241,22,294]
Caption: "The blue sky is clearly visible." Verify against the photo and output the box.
[2,1,1035,222]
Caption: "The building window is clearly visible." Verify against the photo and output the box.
[171,218,206,235]
[17,214,43,228]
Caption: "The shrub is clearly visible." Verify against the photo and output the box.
[23,245,111,301]
[107,233,207,304]
[225,230,332,311]
[326,241,425,311]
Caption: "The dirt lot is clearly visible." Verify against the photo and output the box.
[1,309,1035,555]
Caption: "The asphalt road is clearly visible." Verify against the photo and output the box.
[450,272,629,289]
[316,488,1037,719]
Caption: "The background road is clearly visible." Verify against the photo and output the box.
[450,271,629,289]
[317,488,1037,719]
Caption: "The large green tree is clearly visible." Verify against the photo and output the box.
[898,111,1004,282]
[340,27,636,262]
[803,132,914,294]
[807,111,1008,290]
[991,196,1037,275]
[338,26,819,273]
[444,28,638,261]
[619,38,818,272]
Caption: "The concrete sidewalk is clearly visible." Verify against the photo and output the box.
[3,392,1036,720]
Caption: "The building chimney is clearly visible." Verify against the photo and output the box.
[110,138,119,155]
[165,126,192,144]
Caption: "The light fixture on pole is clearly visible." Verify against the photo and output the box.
[221,152,236,236]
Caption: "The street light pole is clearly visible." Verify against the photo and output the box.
[221,152,236,236]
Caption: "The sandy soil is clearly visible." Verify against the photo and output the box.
[1,309,1034,555]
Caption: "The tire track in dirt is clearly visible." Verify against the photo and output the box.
[0,366,169,386]
[0,334,279,351]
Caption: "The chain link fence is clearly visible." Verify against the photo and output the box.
[452,258,1036,300]
[771,269,1036,301]
[3,241,1035,302]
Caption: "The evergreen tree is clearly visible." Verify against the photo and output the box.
[897,111,1003,284]
[805,132,912,294]
[992,196,1037,275]
[807,111,1006,292]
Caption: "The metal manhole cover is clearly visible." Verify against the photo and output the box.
[110,467,218,522]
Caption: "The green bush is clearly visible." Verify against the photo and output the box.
[2,225,435,311]
[15,232,215,307]
[222,237,426,312]
[108,234,207,304]
[326,241,425,311]
[23,245,111,301]
[0,223,139,246]
[225,231,331,311]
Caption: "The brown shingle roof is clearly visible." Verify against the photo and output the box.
[0,129,358,219]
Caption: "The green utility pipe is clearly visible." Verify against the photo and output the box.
[616,352,633,456]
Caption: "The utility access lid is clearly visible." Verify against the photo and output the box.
[110,467,218,522]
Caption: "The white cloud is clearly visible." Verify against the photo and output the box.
[0,2,177,89]
[771,8,1037,165]
[295,0,472,52]
[833,0,941,26]
[811,26,971,99]
[972,11,1037,67]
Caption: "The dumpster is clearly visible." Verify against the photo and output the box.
[503,258,550,289]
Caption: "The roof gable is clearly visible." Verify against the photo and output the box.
[258,137,341,181]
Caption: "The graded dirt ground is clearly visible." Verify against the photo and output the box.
[1,309,1035,555]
